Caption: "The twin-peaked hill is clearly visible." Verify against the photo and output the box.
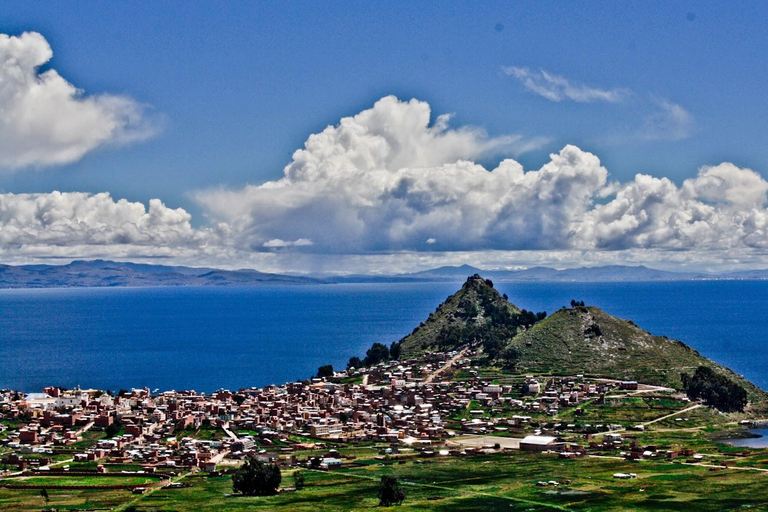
[396,275,768,413]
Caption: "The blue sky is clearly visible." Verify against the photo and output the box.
[1,2,767,273]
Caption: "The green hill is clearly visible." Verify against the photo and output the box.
[398,275,539,358]
[397,275,768,413]
[504,304,768,412]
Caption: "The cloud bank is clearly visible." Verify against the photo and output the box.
[0,191,218,261]
[196,96,768,261]
[2,96,768,272]
[0,32,155,169]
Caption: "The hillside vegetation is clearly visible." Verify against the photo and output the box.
[398,275,544,358]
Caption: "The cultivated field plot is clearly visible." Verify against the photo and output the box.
[0,486,133,512]
[0,473,167,512]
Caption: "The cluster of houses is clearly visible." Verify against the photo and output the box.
[0,387,235,472]
[0,349,680,473]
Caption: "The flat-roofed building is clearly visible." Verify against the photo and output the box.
[520,435,566,452]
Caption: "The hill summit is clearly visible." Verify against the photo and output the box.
[398,274,545,358]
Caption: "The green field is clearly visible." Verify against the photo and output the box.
[133,452,768,511]
[3,450,768,511]
[0,486,131,512]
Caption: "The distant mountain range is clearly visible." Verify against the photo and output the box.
[395,264,704,282]
[394,264,768,282]
[2,260,768,289]
[0,260,321,288]
[341,264,768,283]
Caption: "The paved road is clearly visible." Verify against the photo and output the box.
[208,450,231,464]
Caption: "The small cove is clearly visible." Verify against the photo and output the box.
[717,428,768,448]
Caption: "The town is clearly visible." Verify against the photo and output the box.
[0,347,726,475]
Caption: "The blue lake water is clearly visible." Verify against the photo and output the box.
[1,281,768,393]
[719,428,768,448]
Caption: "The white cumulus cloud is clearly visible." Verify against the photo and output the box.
[583,163,768,251]
[0,32,156,169]
[194,96,768,264]
[195,96,554,253]
[0,192,216,262]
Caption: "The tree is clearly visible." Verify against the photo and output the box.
[105,419,122,438]
[293,470,305,489]
[499,345,520,369]
[364,343,390,366]
[316,364,334,378]
[389,341,401,360]
[378,475,406,506]
[232,458,282,496]
[682,366,748,412]
[347,356,363,369]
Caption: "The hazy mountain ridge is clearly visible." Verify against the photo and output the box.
[0,260,320,288]
[3,260,768,289]
[399,264,710,282]
[331,264,768,283]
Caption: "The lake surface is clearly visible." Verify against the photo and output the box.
[719,428,768,448]
[1,281,768,393]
